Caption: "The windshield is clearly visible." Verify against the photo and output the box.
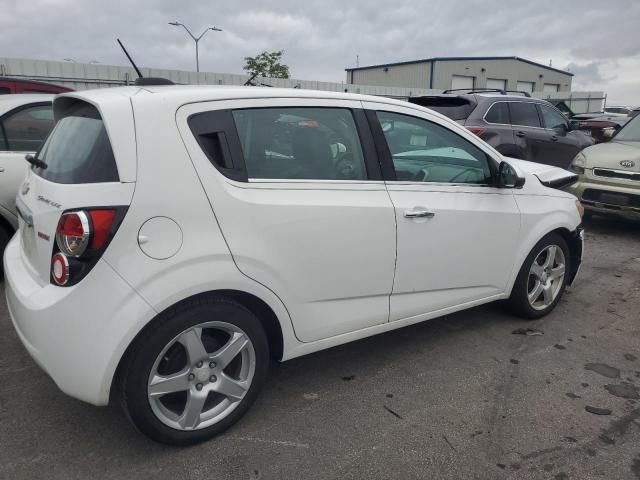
[615,114,640,142]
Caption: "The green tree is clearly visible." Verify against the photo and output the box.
[243,50,290,79]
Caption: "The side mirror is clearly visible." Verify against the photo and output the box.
[497,161,525,189]
[554,123,569,135]
[602,128,615,140]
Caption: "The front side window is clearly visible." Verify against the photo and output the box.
[1,104,54,152]
[485,103,510,124]
[377,111,492,184]
[509,102,542,128]
[539,104,567,130]
[232,108,367,180]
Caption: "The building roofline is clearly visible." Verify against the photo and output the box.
[345,56,574,77]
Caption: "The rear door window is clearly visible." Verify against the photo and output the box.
[1,105,54,152]
[509,102,542,128]
[232,107,368,180]
[34,103,119,184]
[484,103,510,124]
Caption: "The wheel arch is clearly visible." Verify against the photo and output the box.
[110,289,285,404]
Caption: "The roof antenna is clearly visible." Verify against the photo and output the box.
[117,38,174,86]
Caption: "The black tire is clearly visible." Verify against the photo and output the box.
[120,295,270,445]
[0,226,11,278]
[507,232,571,320]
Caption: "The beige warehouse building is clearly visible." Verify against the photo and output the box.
[346,56,573,93]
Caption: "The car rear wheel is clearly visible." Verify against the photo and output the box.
[120,295,269,445]
[508,233,570,319]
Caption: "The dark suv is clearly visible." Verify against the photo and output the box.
[409,90,593,168]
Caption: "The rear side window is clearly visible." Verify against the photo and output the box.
[1,105,54,152]
[484,103,510,124]
[34,102,118,184]
[509,102,542,128]
[409,97,476,121]
[232,107,367,180]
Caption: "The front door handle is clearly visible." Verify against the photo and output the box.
[0,167,4,172]
[515,131,526,138]
[551,135,558,141]
[404,208,435,219]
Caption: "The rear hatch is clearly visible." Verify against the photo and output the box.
[15,95,135,285]
[408,96,477,124]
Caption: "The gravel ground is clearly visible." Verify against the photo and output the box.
[1,216,639,480]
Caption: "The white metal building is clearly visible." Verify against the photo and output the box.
[346,56,573,94]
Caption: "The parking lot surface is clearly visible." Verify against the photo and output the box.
[1,217,639,480]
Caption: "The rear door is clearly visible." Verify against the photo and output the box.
[508,101,554,164]
[177,98,396,343]
[0,103,54,221]
[480,101,516,152]
[16,97,135,285]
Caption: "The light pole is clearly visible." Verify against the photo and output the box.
[169,22,222,72]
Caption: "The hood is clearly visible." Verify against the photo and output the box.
[581,140,640,172]
[503,157,578,189]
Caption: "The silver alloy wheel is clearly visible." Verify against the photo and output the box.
[147,321,256,431]
[527,244,566,311]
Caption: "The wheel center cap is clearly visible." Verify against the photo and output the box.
[195,369,210,383]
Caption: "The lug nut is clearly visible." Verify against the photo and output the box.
[196,361,203,368]
[210,375,217,382]
[196,383,203,391]
[209,361,216,368]
[188,373,195,381]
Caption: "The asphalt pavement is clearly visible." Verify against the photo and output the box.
[1,216,639,480]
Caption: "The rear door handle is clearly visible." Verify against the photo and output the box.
[0,167,4,172]
[551,135,558,141]
[404,208,435,219]
[515,131,526,138]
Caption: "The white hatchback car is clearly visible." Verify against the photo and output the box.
[4,86,583,445]
[0,94,54,273]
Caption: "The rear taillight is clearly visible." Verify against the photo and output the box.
[466,126,486,136]
[51,207,126,287]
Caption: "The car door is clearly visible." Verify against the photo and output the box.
[508,101,555,165]
[177,98,397,343]
[362,101,521,322]
[0,103,54,219]
[538,103,582,168]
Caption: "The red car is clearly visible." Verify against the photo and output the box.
[0,77,72,94]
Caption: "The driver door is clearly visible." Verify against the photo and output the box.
[362,101,521,322]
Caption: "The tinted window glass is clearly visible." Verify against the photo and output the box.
[2,105,54,151]
[539,104,567,130]
[509,102,541,128]
[377,111,491,184]
[232,108,367,180]
[34,103,118,184]
[616,114,640,142]
[408,97,475,120]
[485,103,510,124]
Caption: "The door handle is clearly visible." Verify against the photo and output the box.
[551,135,558,141]
[404,208,435,219]
[0,167,4,172]
[515,131,526,138]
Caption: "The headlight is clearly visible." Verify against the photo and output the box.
[569,152,586,174]
[575,200,585,218]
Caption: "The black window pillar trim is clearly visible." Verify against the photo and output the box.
[364,109,397,181]
[352,108,383,181]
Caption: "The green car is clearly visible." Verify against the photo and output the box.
[566,112,640,221]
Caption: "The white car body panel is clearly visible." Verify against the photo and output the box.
[3,86,583,406]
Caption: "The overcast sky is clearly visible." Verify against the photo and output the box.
[3,0,639,104]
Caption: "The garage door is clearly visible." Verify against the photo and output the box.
[516,81,535,93]
[486,78,506,90]
[543,83,559,93]
[451,75,474,90]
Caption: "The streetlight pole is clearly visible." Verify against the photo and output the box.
[168,22,222,72]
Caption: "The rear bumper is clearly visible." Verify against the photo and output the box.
[3,235,154,406]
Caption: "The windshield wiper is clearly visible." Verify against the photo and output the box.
[25,154,47,170]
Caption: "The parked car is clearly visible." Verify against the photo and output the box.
[604,105,633,116]
[0,94,54,272]
[409,91,593,168]
[4,86,583,445]
[567,111,640,221]
[572,114,630,144]
[0,77,72,95]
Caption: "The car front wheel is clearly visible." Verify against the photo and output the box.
[508,233,571,319]
[120,296,269,445]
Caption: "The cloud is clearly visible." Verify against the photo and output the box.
[1,0,639,103]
